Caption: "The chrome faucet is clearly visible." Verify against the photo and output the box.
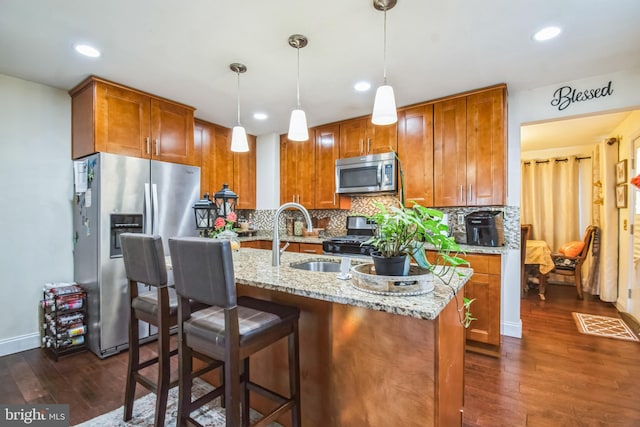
[272,202,313,266]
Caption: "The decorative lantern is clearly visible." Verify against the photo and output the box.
[213,183,238,219]
[193,193,216,232]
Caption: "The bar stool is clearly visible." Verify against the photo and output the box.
[120,233,219,427]
[169,237,301,427]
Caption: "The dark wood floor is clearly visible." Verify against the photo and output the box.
[1,283,639,426]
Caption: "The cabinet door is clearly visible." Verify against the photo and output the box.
[234,134,256,209]
[299,243,323,254]
[465,273,501,346]
[150,98,195,165]
[280,135,315,206]
[398,104,434,206]
[94,81,151,159]
[194,120,212,197]
[367,121,398,154]
[339,118,367,158]
[433,97,467,207]
[314,124,340,209]
[466,88,506,206]
[209,125,234,196]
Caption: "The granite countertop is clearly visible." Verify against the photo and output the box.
[231,248,473,321]
[238,231,508,254]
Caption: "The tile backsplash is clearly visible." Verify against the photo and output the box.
[238,196,519,249]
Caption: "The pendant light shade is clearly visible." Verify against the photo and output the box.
[371,0,398,126]
[229,63,249,152]
[287,34,309,141]
[288,109,309,141]
[372,85,397,125]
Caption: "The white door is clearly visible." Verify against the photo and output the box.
[629,134,640,321]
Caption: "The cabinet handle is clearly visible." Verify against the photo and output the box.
[410,197,425,201]
[468,184,472,201]
[367,138,371,153]
[460,185,463,202]
[302,249,316,253]
[155,139,159,156]
[146,137,151,154]
[333,193,336,205]
[360,139,364,154]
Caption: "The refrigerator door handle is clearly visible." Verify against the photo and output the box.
[152,183,159,235]
[144,183,152,234]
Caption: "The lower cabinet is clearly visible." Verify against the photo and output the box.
[428,251,502,356]
[241,240,323,254]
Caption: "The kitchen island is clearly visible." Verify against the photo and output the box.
[216,248,472,426]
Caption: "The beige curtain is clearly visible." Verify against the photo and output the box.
[521,156,582,251]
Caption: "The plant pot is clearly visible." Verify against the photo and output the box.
[371,253,410,276]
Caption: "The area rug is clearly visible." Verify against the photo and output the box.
[572,312,639,342]
[73,378,282,426]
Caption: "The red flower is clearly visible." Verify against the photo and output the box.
[631,174,640,189]
[214,217,226,229]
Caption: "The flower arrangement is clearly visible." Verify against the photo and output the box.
[209,211,237,238]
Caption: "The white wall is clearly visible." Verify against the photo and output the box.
[0,74,73,356]
[256,133,280,210]
[505,68,640,338]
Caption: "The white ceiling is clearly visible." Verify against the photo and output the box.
[1,0,639,145]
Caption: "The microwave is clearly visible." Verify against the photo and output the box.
[335,151,397,194]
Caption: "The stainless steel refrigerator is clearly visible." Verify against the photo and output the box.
[72,152,200,358]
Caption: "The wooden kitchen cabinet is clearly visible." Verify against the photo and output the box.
[299,242,323,254]
[433,85,506,207]
[314,124,350,209]
[196,119,256,208]
[397,104,434,206]
[339,117,397,158]
[427,251,502,355]
[280,134,315,206]
[70,76,196,165]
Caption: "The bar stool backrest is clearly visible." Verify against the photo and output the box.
[120,233,167,288]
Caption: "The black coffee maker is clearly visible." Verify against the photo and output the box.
[465,211,504,247]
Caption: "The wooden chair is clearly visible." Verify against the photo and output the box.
[169,237,301,427]
[549,225,596,299]
[120,233,219,427]
[520,224,532,298]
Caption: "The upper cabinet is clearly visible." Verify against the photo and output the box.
[397,104,434,206]
[280,134,315,206]
[339,117,397,158]
[433,86,506,207]
[196,119,256,209]
[314,124,349,209]
[70,76,196,165]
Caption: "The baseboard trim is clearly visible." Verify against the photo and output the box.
[620,311,640,338]
[0,332,41,357]
[502,320,523,338]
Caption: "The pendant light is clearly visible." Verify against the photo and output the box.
[230,63,249,152]
[287,34,309,141]
[371,0,398,125]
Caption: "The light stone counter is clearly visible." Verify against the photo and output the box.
[231,248,472,321]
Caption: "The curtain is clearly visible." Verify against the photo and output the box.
[521,156,582,250]
[588,142,618,302]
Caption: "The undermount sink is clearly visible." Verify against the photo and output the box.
[289,260,342,273]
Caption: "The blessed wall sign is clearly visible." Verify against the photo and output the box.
[550,81,614,111]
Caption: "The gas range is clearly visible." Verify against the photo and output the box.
[322,216,376,256]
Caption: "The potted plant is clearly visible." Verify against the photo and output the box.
[365,200,466,276]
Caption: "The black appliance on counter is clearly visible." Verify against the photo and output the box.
[465,211,504,247]
[322,216,376,256]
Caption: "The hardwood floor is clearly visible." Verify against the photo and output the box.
[1,283,638,426]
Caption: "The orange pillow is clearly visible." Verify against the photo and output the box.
[559,241,585,257]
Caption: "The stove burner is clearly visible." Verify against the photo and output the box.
[322,234,375,256]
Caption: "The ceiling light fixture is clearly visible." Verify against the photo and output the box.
[533,26,562,42]
[253,112,268,120]
[371,0,398,125]
[74,43,101,58]
[229,63,249,152]
[354,81,372,92]
[287,34,309,141]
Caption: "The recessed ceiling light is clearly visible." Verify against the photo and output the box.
[253,112,268,120]
[354,81,371,92]
[74,44,101,58]
[533,26,562,42]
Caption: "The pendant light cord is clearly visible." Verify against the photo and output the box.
[383,7,388,85]
[236,71,241,125]
[296,46,301,109]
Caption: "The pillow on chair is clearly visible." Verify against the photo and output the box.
[558,241,585,257]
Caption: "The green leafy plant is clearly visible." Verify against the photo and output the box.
[462,297,477,328]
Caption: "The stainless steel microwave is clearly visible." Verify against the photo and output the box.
[335,151,397,194]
